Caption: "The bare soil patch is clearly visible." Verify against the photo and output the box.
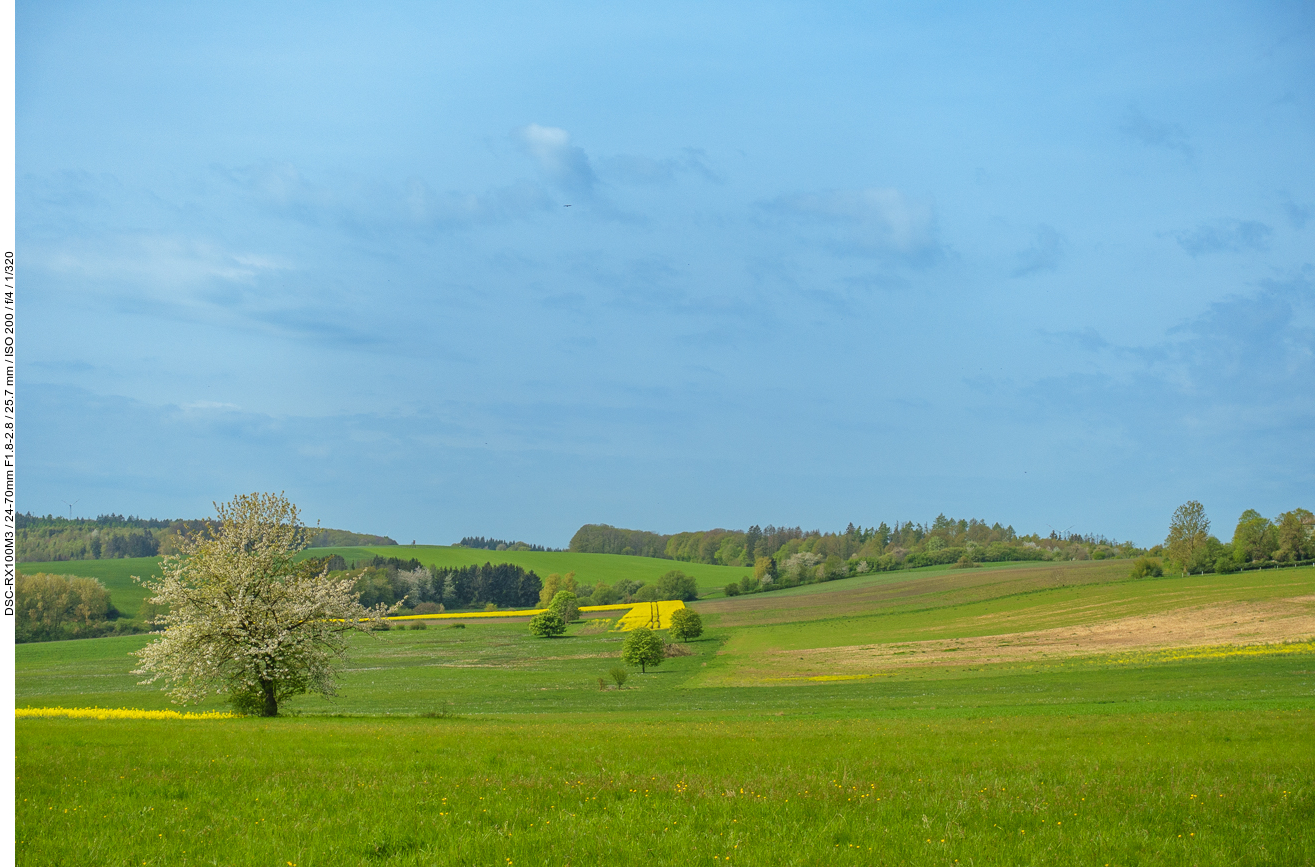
[749,595,1315,681]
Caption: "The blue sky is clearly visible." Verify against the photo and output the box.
[19,2,1315,547]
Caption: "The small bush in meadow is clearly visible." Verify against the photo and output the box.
[1129,556,1164,579]
[529,611,566,638]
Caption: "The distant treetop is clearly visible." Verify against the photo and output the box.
[17,512,396,563]
[569,516,1143,571]
[457,536,559,552]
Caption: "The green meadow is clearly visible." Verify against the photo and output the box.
[17,546,750,619]
[18,556,163,619]
[306,544,751,594]
[16,560,1315,865]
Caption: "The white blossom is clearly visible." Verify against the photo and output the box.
[131,492,397,716]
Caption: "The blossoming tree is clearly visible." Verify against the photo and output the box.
[132,492,396,716]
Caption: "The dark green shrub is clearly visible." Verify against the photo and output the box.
[529,611,566,637]
[655,570,699,601]
[1129,557,1164,579]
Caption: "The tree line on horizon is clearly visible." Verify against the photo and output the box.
[329,555,695,615]
[570,517,1140,573]
[456,536,561,553]
[1149,502,1314,577]
[15,513,397,562]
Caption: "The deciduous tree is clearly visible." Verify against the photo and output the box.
[1275,509,1314,562]
[132,492,395,717]
[667,608,703,642]
[655,570,699,601]
[548,590,579,623]
[1231,509,1277,563]
[538,572,577,607]
[621,627,665,673]
[1165,501,1211,576]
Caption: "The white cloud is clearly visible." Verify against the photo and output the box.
[514,124,597,196]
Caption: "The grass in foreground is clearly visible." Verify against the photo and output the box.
[16,559,1315,865]
[18,711,1313,867]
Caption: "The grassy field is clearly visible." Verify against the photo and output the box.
[16,559,1315,865]
[16,556,163,619]
[693,561,1315,686]
[16,547,750,619]
[18,711,1313,866]
[308,544,750,594]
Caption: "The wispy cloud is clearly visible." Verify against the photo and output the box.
[226,161,556,231]
[1283,199,1310,230]
[1119,106,1193,158]
[39,234,293,291]
[1028,271,1315,423]
[597,148,722,186]
[762,187,941,264]
[1040,326,1108,352]
[514,124,597,197]
[1175,219,1273,256]
[1012,225,1064,277]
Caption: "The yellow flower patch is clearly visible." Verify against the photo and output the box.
[387,603,635,621]
[613,600,686,631]
[17,707,237,721]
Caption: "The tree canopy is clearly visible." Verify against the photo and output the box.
[667,608,703,642]
[655,570,699,601]
[1165,501,1211,575]
[132,492,395,716]
[528,610,566,638]
[621,627,665,673]
[549,590,579,623]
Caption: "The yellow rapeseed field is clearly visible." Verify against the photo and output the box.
[386,603,635,621]
[614,600,686,630]
[17,707,236,721]
[386,602,681,630]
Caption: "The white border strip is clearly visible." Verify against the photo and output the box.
[2,0,15,860]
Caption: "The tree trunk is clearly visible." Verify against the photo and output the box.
[261,678,278,717]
